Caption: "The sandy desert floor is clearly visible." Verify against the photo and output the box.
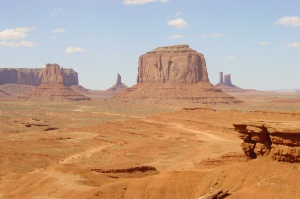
[0,91,300,199]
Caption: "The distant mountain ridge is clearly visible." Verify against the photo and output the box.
[264,89,300,92]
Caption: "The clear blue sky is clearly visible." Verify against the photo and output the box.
[0,0,299,90]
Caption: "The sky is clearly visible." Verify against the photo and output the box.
[0,0,299,90]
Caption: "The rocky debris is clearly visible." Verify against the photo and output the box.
[0,89,10,98]
[113,45,241,104]
[137,44,209,84]
[182,107,216,111]
[91,166,157,173]
[20,82,90,101]
[20,64,90,101]
[91,166,159,178]
[44,127,58,131]
[0,84,35,97]
[113,81,241,104]
[233,120,300,162]
[198,189,231,199]
[70,85,90,94]
[0,66,78,87]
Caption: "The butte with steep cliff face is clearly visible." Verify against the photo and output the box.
[0,66,79,99]
[0,67,78,87]
[20,64,90,101]
[114,44,241,104]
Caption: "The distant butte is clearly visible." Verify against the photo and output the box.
[0,67,78,87]
[113,44,241,104]
[19,64,90,101]
[216,72,255,93]
[106,73,128,93]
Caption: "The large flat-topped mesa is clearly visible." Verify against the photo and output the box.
[137,44,209,84]
[0,67,78,87]
[113,45,242,105]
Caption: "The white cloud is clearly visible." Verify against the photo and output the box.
[66,47,88,54]
[225,56,237,60]
[275,16,300,27]
[167,18,188,29]
[259,41,271,45]
[169,35,184,39]
[212,33,224,37]
[123,0,170,5]
[0,27,35,40]
[53,28,65,33]
[115,51,121,55]
[285,42,300,48]
[51,8,63,16]
[0,40,38,47]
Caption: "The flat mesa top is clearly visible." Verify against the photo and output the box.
[147,44,197,54]
[0,68,76,73]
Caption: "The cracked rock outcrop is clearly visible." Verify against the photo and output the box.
[234,120,300,163]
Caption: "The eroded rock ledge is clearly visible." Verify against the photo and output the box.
[233,120,300,163]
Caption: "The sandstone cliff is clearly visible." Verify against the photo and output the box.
[0,67,78,87]
[113,45,241,104]
[234,120,300,163]
[43,64,64,84]
[20,64,90,101]
[63,69,79,87]
[137,44,209,84]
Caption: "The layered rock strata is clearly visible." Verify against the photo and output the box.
[43,64,64,84]
[20,64,90,101]
[0,67,78,87]
[114,45,241,104]
[137,44,209,84]
[115,82,240,104]
[234,120,300,163]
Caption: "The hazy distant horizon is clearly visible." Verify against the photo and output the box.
[1,0,299,90]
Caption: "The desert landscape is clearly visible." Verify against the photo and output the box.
[0,44,300,199]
